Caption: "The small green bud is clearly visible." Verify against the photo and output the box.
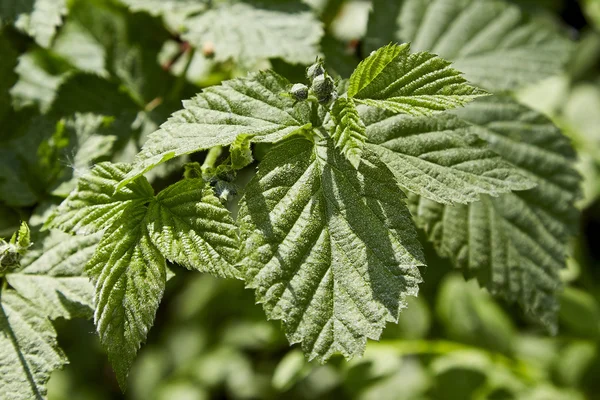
[0,242,21,274]
[311,74,335,104]
[306,60,325,82]
[290,83,309,101]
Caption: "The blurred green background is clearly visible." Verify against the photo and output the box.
[2,0,600,399]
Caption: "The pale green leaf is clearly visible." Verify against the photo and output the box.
[120,70,313,186]
[182,1,323,65]
[146,179,239,278]
[0,289,67,400]
[365,0,573,91]
[0,0,67,47]
[10,49,73,113]
[118,0,208,17]
[230,134,255,170]
[86,205,166,389]
[46,163,154,235]
[409,96,582,330]
[348,43,487,115]
[239,135,424,361]
[330,97,366,167]
[1,222,31,274]
[51,113,118,197]
[6,230,100,320]
[360,105,536,204]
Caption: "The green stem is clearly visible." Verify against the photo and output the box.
[202,146,223,173]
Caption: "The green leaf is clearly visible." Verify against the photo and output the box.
[86,205,166,389]
[51,113,118,197]
[118,0,208,18]
[230,134,255,171]
[66,169,238,385]
[0,0,67,47]
[348,43,487,115]
[6,230,100,320]
[0,113,64,207]
[330,97,366,167]
[239,135,424,361]
[46,163,154,235]
[120,70,313,186]
[365,0,573,91]
[146,179,239,278]
[0,32,18,121]
[409,96,582,330]
[0,289,67,400]
[181,1,323,65]
[361,105,536,204]
[10,49,74,113]
[1,222,31,274]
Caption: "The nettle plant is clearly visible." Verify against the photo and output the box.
[0,0,582,398]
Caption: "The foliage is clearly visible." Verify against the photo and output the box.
[0,0,598,399]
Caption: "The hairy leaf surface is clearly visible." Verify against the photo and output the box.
[330,97,366,167]
[121,71,313,186]
[0,290,67,400]
[146,179,239,278]
[360,106,536,204]
[79,172,238,386]
[86,206,165,389]
[47,163,154,235]
[239,136,424,361]
[365,0,573,91]
[348,43,487,115]
[409,96,582,330]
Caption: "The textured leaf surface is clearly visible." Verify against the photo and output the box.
[47,163,154,235]
[7,230,101,320]
[409,96,582,330]
[0,0,67,47]
[146,179,239,278]
[0,290,67,400]
[86,205,166,389]
[360,106,535,204]
[182,1,323,65]
[330,97,366,167]
[348,43,487,115]
[365,0,573,91]
[121,71,313,186]
[75,173,238,386]
[239,136,424,361]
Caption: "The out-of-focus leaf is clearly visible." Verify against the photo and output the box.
[436,275,515,353]
[182,0,323,66]
[559,287,600,338]
[0,0,67,47]
[365,0,573,91]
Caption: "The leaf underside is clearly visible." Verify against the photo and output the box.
[239,136,424,361]
[409,96,582,330]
